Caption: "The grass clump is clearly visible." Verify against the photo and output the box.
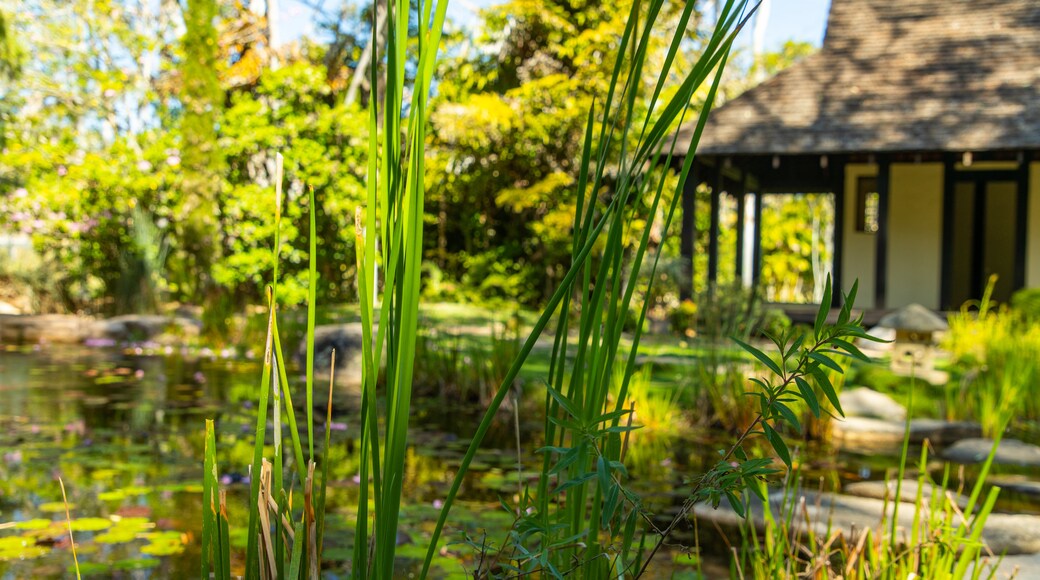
[944,276,1040,436]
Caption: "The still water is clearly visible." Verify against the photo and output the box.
[3,345,1039,578]
[0,345,692,578]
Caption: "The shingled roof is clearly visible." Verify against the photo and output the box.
[673,0,1040,156]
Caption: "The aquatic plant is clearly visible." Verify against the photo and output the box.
[944,276,1040,435]
[735,381,1007,580]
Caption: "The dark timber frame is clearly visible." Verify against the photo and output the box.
[677,150,1034,311]
[680,154,847,307]
[939,161,1031,309]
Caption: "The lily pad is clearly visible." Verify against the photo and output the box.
[38,501,73,513]
[94,517,152,544]
[140,531,185,556]
[69,517,113,532]
[74,562,111,576]
[112,557,160,570]
[0,536,48,560]
[12,519,53,531]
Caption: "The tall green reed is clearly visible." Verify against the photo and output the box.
[200,151,333,578]
[736,380,1008,579]
[349,0,451,576]
[419,1,765,577]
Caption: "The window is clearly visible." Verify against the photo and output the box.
[856,176,879,233]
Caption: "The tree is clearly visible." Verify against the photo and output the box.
[425,0,708,305]
[178,0,225,303]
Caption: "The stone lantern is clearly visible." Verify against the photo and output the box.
[876,304,948,376]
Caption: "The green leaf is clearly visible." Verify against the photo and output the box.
[814,274,832,339]
[763,422,791,467]
[597,455,611,495]
[726,490,746,518]
[795,376,820,418]
[545,381,582,420]
[733,337,783,377]
[773,401,802,432]
[830,338,871,363]
[810,366,844,416]
[552,472,597,495]
[808,351,844,373]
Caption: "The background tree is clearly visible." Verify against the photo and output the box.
[179,0,225,306]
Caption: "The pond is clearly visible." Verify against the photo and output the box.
[2,345,1040,578]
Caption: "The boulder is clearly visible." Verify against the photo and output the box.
[303,323,364,387]
[693,489,1040,555]
[832,416,981,450]
[0,314,95,344]
[0,300,21,315]
[943,438,1040,468]
[839,387,907,421]
[988,476,1040,498]
[844,479,968,509]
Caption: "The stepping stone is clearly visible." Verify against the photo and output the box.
[988,476,1040,498]
[0,314,95,344]
[840,387,906,420]
[943,438,1040,468]
[844,479,968,509]
[692,489,1040,555]
[832,416,981,450]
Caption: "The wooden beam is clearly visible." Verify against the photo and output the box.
[679,163,699,300]
[831,159,846,308]
[1015,155,1030,292]
[735,170,748,282]
[940,154,956,310]
[971,179,986,301]
[874,158,891,309]
[752,192,763,288]
[708,168,722,291]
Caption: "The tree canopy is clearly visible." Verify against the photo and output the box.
[0,0,813,316]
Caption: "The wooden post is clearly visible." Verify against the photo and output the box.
[679,163,699,300]
[874,157,891,309]
[708,167,722,292]
[735,169,747,282]
[831,158,846,308]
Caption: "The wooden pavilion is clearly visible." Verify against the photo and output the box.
[671,0,1040,310]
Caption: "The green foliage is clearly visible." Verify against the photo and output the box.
[178,0,224,299]
[739,445,1002,579]
[217,61,369,306]
[1011,286,1040,324]
[944,278,1040,436]
[668,282,792,341]
[760,193,834,304]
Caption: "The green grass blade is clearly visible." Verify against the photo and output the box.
[246,303,274,579]
[202,419,217,578]
[271,318,309,487]
[306,186,317,462]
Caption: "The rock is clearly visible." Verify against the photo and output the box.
[832,416,981,450]
[877,304,949,333]
[0,300,21,315]
[93,315,169,341]
[88,314,200,344]
[693,489,1040,556]
[0,314,95,344]
[986,553,1040,579]
[839,387,906,420]
[943,438,1040,468]
[844,479,968,509]
[860,325,896,351]
[988,476,1040,498]
[304,324,364,387]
